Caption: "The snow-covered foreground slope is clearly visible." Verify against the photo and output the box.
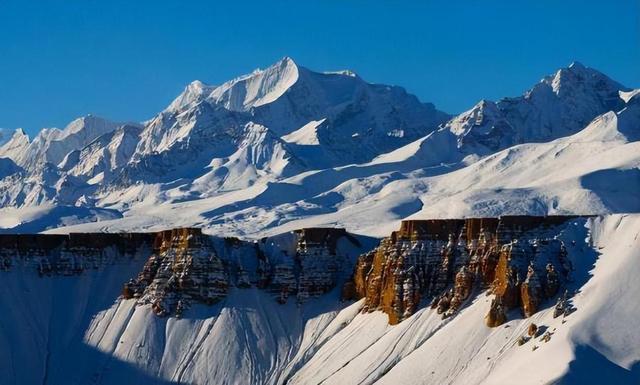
[1,215,637,385]
[0,249,150,384]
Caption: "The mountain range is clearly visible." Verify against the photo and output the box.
[0,58,637,236]
[0,58,639,385]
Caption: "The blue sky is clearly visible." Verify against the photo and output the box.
[1,0,638,136]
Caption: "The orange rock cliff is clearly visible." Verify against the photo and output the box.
[344,216,576,326]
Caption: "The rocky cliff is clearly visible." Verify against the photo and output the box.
[0,227,362,317]
[0,217,579,324]
[0,232,155,275]
[344,216,577,325]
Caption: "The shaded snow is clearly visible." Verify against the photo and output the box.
[1,216,638,384]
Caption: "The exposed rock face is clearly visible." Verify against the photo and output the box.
[294,228,352,302]
[123,228,228,316]
[122,227,360,314]
[521,264,544,318]
[485,298,507,327]
[553,289,571,318]
[347,216,576,325]
[0,232,154,275]
[261,228,359,304]
[0,226,361,317]
[0,217,573,324]
[449,265,474,315]
[528,323,538,337]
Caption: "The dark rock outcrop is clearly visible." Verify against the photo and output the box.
[262,228,359,304]
[485,298,507,327]
[528,323,538,337]
[0,232,155,275]
[0,227,361,317]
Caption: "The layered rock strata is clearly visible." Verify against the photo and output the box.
[0,217,575,324]
[122,228,228,316]
[0,232,154,275]
[0,227,360,317]
[254,228,360,304]
[121,228,361,315]
[345,216,575,325]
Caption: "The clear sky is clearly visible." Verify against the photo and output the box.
[1,0,638,136]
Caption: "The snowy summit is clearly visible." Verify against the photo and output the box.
[0,58,639,385]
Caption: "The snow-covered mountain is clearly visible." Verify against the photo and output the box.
[449,62,628,150]
[0,116,125,171]
[123,57,448,188]
[0,59,636,236]
[402,61,632,167]
[0,58,639,385]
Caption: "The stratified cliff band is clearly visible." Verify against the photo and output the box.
[0,216,581,326]
[343,216,578,326]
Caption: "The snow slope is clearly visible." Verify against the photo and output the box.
[1,215,637,385]
[372,214,640,385]
[32,86,640,239]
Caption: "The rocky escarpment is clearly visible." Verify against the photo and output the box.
[0,218,576,325]
[264,228,361,303]
[121,228,228,316]
[344,216,577,326]
[0,227,362,318]
[0,232,155,275]
[123,227,361,315]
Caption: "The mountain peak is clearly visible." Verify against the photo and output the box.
[165,58,300,114]
[9,128,29,143]
[560,61,596,79]
[207,56,300,111]
[166,80,217,112]
[189,79,209,88]
[439,62,632,156]
[277,56,298,68]
[59,115,119,139]
[544,62,628,96]
[568,60,586,70]
[0,128,26,146]
[0,128,30,161]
